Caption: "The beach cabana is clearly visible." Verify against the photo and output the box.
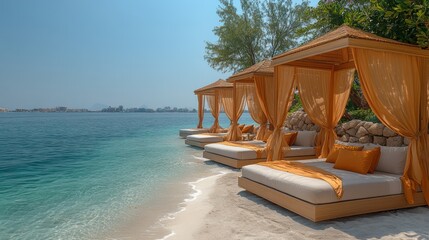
[203,60,316,168]
[180,79,232,138]
[185,80,234,148]
[239,26,429,221]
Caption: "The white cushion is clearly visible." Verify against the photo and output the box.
[204,140,267,160]
[376,146,408,175]
[294,131,317,147]
[284,146,315,157]
[242,159,402,204]
[186,133,226,143]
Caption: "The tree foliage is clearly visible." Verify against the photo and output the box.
[205,0,310,73]
[304,0,429,48]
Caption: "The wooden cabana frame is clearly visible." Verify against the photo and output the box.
[193,79,233,133]
[239,25,429,221]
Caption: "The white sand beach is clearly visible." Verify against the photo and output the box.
[162,161,429,240]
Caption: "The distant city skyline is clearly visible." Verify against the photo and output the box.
[0,0,317,110]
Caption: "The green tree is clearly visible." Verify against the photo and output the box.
[205,0,310,73]
[368,0,429,48]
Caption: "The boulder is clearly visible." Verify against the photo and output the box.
[383,127,397,137]
[310,125,320,132]
[340,134,349,142]
[373,136,387,146]
[363,122,373,130]
[298,120,304,129]
[304,116,312,124]
[359,135,372,144]
[346,128,357,136]
[404,137,410,146]
[386,136,403,147]
[343,119,360,130]
[368,123,384,136]
[349,137,359,143]
[290,117,299,125]
[336,126,346,136]
[356,126,368,138]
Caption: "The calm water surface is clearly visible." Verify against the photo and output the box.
[0,112,253,239]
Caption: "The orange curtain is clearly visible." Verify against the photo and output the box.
[220,88,234,123]
[207,93,221,133]
[197,94,204,128]
[254,65,296,161]
[296,68,354,158]
[225,82,247,141]
[246,83,268,140]
[352,48,429,205]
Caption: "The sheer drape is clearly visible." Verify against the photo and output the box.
[254,66,296,161]
[246,84,268,140]
[352,48,429,205]
[197,94,204,128]
[220,88,234,123]
[225,83,247,141]
[207,94,221,133]
[297,68,354,157]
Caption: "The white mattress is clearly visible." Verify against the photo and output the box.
[205,141,267,160]
[186,133,227,143]
[204,143,314,160]
[241,159,403,204]
[180,128,209,135]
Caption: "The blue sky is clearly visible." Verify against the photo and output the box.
[0,0,316,110]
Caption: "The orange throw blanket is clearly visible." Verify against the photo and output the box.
[218,141,266,158]
[258,160,343,199]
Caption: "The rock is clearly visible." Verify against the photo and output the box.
[383,127,397,137]
[359,135,372,144]
[336,126,346,136]
[343,120,360,130]
[298,120,304,129]
[290,117,299,125]
[356,126,369,138]
[340,134,349,142]
[293,126,299,131]
[373,136,387,146]
[310,125,320,132]
[386,136,403,147]
[346,128,357,136]
[304,116,312,124]
[356,121,365,128]
[404,137,410,146]
[306,124,313,131]
[368,123,384,136]
[363,122,373,130]
[349,137,359,143]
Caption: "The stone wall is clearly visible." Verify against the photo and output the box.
[285,110,408,147]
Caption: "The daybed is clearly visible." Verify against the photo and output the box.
[179,128,209,138]
[185,133,228,148]
[203,130,317,168]
[238,145,426,222]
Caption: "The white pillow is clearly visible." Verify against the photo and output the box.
[375,146,408,175]
[294,131,317,147]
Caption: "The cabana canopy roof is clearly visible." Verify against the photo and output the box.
[194,79,233,95]
[227,59,274,83]
[272,25,429,69]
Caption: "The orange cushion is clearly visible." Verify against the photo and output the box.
[242,125,254,134]
[263,130,273,142]
[367,147,381,173]
[283,132,298,145]
[334,148,380,174]
[326,144,364,163]
[238,124,245,130]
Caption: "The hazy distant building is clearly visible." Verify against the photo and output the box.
[0,107,8,112]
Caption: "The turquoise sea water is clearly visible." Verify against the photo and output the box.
[0,112,254,239]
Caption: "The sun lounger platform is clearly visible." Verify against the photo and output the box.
[239,159,426,222]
